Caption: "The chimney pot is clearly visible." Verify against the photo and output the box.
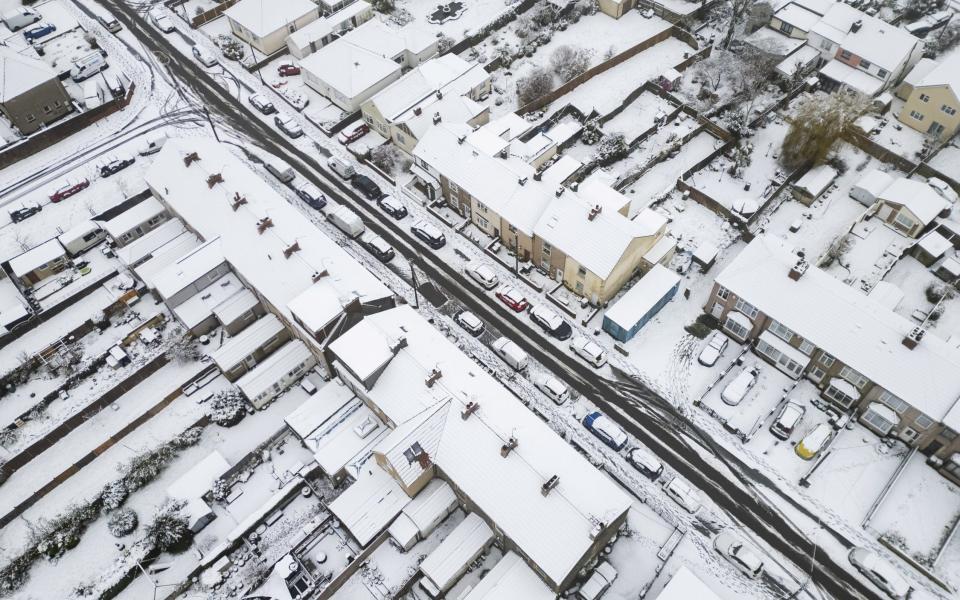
[461,400,480,420]
[788,258,808,281]
[541,474,559,496]
[500,436,518,457]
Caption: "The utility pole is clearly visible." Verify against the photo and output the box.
[203,107,220,142]
[411,257,420,308]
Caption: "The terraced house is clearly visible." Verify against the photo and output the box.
[706,235,960,484]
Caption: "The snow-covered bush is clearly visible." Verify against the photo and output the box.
[101,480,130,511]
[108,508,138,537]
[211,478,231,502]
[926,20,960,56]
[0,555,32,596]
[594,133,629,164]
[208,390,246,427]
[550,45,591,82]
[371,0,395,13]
[144,502,192,553]
[165,327,202,364]
[437,34,455,54]
[926,283,956,304]
[904,0,944,20]
[580,119,602,145]
[575,0,598,16]
[516,67,554,106]
[34,502,98,559]
[727,141,753,177]
[369,145,411,176]
[119,427,204,491]
[216,35,245,61]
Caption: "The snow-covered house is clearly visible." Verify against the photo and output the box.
[210,313,290,381]
[0,48,72,135]
[224,0,320,55]
[300,19,437,113]
[325,305,633,591]
[97,196,169,247]
[418,512,494,597]
[150,240,230,309]
[361,54,491,154]
[874,178,948,238]
[236,339,316,408]
[8,239,69,287]
[115,218,186,268]
[705,235,960,484]
[212,288,265,335]
[895,56,937,100]
[286,1,373,59]
[769,0,835,39]
[897,54,960,140]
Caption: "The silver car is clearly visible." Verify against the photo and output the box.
[697,331,729,366]
[465,262,499,289]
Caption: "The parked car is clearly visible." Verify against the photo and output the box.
[848,548,910,599]
[361,233,394,263]
[529,304,572,340]
[495,285,528,312]
[99,155,135,178]
[535,375,569,405]
[578,562,618,600]
[327,204,365,238]
[491,337,528,371]
[664,477,702,513]
[338,123,369,145]
[465,262,498,290]
[138,132,167,156]
[191,45,218,67]
[97,14,122,33]
[274,112,303,138]
[70,51,107,82]
[248,93,276,115]
[698,331,729,366]
[23,22,55,41]
[277,63,300,77]
[152,12,174,33]
[377,195,407,219]
[582,411,627,451]
[928,177,959,204]
[454,310,484,337]
[49,179,90,203]
[3,8,41,31]
[713,531,764,579]
[770,400,805,440]
[720,366,759,406]
[626,447,663,480]
[569,336,607,368]
[410,220,446,249]
[264,156,294,183]
[9,205,41,223]
[351,174,382,200]
[795,423,832,460]
[295,182,326,210]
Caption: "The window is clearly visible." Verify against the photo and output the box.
[716,286,729,300]
[508,224,516,233]
[476,216,489,229]
[944,428,959,441]
[824,382,856,407]
[768,320,794,343]
[809,366,826,382]
[724,315,750,340]
[26,114,36,122]
[577,266,587,277]
[396,133,406,144]
[780,22,794,34]
[734,298,758,319]
[942,105,957,116]
[575,281,584,292]
[914,414,934,430]
[894,211,915,230]
[910,110,925,121]
[839,365,868,389]
[43,104,52,114]
[756,338,805,377]
[818,351,835,368]
[819,38,833,51]
[449,181,460,194]
[920,93,931,103]
[542,242,551,252]
[878,390,908,414]
[899,427,919,443]
[861,407,895,435]
[403,442,425,465]
[859,59,871,69]
[798,339,815,355]
[945,455,960,479]
[877,68,888,79]
[840,49,852,59]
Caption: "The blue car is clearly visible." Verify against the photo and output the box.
[24,23,56,41]
[582,411,628,451]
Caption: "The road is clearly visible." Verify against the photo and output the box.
[90,3,889,599]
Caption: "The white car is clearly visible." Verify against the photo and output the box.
[697,331,729,366]
[191,45,218,67]
[569,336,607,368]
[274,112,303,138]
[152,13,174,33]
[664,477,702,514]
[928,177,959,204]
[454,310,484,337]
[465,262,499,290]
[535,375,569,405]
[720,366,758,406]
[848,548,910,599]
[713,531,764,579]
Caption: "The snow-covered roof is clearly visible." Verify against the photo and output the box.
[838,13,919,72]
[785,0,835,16]
[819,59,884,96]
[916,230,952,259]
[604,264,680,330]
[420,512,494,593]
[776,44,822,78]
[642,232,676,265]
[224,0,317,38]
[236,340,313,401]
[774,2,823,31]
[461,551,555,600]
[285,378,355,440]
[398,478,457,535]
[541,156,583,188]
[657,567,722,600]
[327,305,633,587]
[745,27,806,57]
[0,47,58,103]
[100,197,166,239]
[115,218,186,266]
[578,177,632,215]
[151,239,226,300]
[287,280,358,336]
[343,18,435,58]
[58,220,102,248]
[328,319,398,383]
[406,95,486,141]
[915,53,960,98]
[311,400,387,477]
[368,54,488,122]
[8,238,66,277]
[210,313,285,371]
[166,451,230,501]
[287,1,371,51]
[133,232,202,290]
[716,235,960,422]
[145,139,392,351]
[173,272,244,330]
[328,456,408,546]
[868,281,904,310]
[853,169,894,200]
[0,301,29,331]
[878,178,947,225]
[212,287,259,326]
[902,57,938,87]
[810,3,864,44]
[301,39,400,99]
[794,164,837,197]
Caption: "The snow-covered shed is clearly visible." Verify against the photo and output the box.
[236,340,316,408]
[602,264,681,342]
[0,301,30,334]
[285,378,355,442]
[286,1,373,59]
[656,566,722,600]
[328,456,409,546]
[8,239,69,287]
[792,164,837,205]
[115,218,186,267]
[913,230,953,267]
[58,220,106,256]
[692,242,719,272]
[875,178,949,238]
[387,478,458,551]
[461,551,555,600]
[212,288,264,335]
[166,451,230,533]
[418,512,494,597]
[224,0,319,55]
[850,169,895,206]
[211,313,290,381]
[99,196,168,247]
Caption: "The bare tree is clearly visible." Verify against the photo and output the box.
[722,0,753,49]
[516,66,554,107]
[780,91,870,170]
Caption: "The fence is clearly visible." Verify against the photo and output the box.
[167,0,239,28]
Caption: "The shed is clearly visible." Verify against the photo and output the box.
[166,450,230,533]
[692,242,719,271]
[387,479,458,550]
[462,551,555,600]
[792,165,837,206]
[419,512,494,596]
[913,230,952,267]
[328,458,409,546]
[602,265,681,342]
[850,169,894,206]
[934,256,960,282]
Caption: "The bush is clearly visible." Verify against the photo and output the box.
[211,478,231,502]
[34,502,98,559]
[516,66,554,107]
[684,322,712,338]
[594,133,629,164]
[369,145,411,176]
[165,327,202,364]
[925,283,956,304]
[108,508,138,537]
[550,45,591,82]
[101,480,130,511]
[437,34,455,54]
[144,502,192,553]
[209,390,246,427]
[216,35,245,62]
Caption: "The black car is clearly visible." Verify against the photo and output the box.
[410,220,446,250]
[99,155,136,177]
[362,234,395,262]
[528,305,573,340]
[351,174,382,200]
[377,195,407,219]
[9,205,41,223]
[249,93,276,115]
[295,182,326,210]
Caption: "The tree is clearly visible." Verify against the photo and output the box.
[926,19,960,56]
[107,508,138,537]
[744,1,773,35]
[904,0,944,20]
[369,145,411,176]
[208,390,246,427]
[211,478,231,502]
[722,0,753,49]
[516,66,554,107]
[594,133,629,164]
[371,0,395,13]
[780,91,870,170]
[550,45,592,82]
[437,34,455,54]
[165,327,201,364]
[144,502,192,553]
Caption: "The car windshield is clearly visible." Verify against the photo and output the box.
[476,265,495,279]
[535,308,563,328]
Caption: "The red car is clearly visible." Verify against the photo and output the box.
[337,123,369,145]
[49,179,90,203]
[277,63,300,77]
[495,285,529,312]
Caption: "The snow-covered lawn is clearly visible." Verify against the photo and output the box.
[622,129,720,209]
[822,218,909,291]
[884,255,960,336]
[927,142,960,184]
[855,98,930,164]
[603,91,675,142]
[394,0,512,42]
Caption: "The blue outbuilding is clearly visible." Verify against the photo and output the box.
[602,264,681,342]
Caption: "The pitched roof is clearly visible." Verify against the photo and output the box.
[813,4,919,70]
[0,47,58,103]
[224,0,317,38]
[877,178,947,225]
[368,54,488,122]
[287,1,372,51]
[301,40,399,98]
[916,54,960,97]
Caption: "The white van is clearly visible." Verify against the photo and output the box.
[327,155,355,180]
[71,52,107,82]
[264,156,295,183]
[82,80,103,109]
[138,132,168,156]
[327,204,365,238]
[491,337,528,371]
[3,8,41,31]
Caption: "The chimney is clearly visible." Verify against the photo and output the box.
[436,90,443,100]
[518,176,528,186]
[283,241,300,258]
[589,522,605,541]
[425,367,442,388]
[903,326,924,349]
[457,134,467,145]
[498,147,509,159]
[311,269,328,283]
[555,187,564,197]
[533,171,542,181]
[256,217,273,234]
[206,173,223,188]
[433,112,441,125]
[231,192,247,211]
[183,152,200,167]
[588,204,602,221]
[461,401,480,420]
[416,451,432,470]
[389,335,407,354]
[500,436,518,458]
[541,475,559,496]
[414,106,422,116]
[850,19,862,33]
[788,258,808,281]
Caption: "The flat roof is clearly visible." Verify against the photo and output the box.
[210,313,285,371]
[311,400,387,477]
[152,239,226,300]
[328,456,408,546]
[8,239,66,277]
[285,378,355,439]
[115,218,187,266]
[100,197,166,239]
[604,264,680,330]
[212,287,260,326]
[794,164,838,196]
[133,232,203,290]
[288,1,371,50]
[236,340,313,400]
[420,512,493,592]
[173,272,245,330]
[462,551,555,600]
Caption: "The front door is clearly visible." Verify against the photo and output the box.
[928,121,945,136]
[711,302,724,318]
